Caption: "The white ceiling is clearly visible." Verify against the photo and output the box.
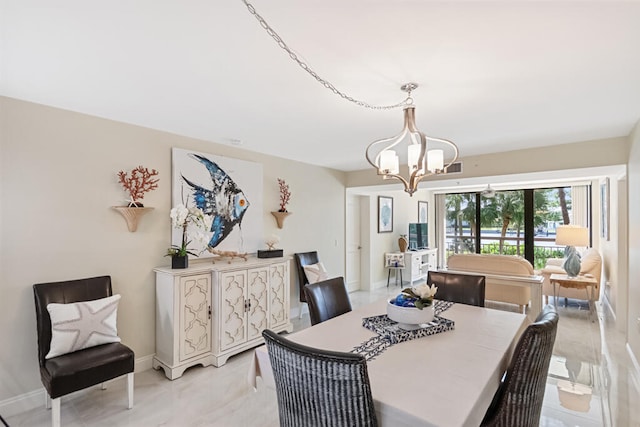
[2,1,640,171]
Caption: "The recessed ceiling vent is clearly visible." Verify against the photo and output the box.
[444,161,463,174]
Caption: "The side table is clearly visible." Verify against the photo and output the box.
[387,266,404,287]
[549,273,598,322]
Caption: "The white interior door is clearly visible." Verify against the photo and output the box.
[346,195,361,292]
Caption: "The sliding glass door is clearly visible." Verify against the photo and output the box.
[439,185,588,269]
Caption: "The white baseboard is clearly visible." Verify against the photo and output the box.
[0,388,44,418]
[135,353,154,373]
[0,354,154,418]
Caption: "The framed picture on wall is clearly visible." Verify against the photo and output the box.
[601,178,610,241]
[378,196,393,233]
[418,200,428,223]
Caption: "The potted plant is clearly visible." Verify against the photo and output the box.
[387,284,438,329]
[271,178,292,228]
[166,204,209,269]
[112,166,159,232]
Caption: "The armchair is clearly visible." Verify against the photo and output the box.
[33,276,134,427]
[541,248,602,304]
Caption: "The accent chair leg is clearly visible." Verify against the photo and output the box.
[45,392,51,409]
[127,372,134,409]
[51,397,61,427]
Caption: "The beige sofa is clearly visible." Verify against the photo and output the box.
[446,253,543,318]
[540,248,602,304]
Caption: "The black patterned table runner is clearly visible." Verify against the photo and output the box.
[352,300,455,361]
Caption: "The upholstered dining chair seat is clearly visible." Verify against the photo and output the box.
[42,342,134,399]
[427,271,486,307]
[303,276,352,326]
[262,329,378,427]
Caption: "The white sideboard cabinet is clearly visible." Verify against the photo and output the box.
[153,256,293,379]
[403,248,438,286]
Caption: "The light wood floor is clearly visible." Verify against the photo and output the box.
[6,288,640,426]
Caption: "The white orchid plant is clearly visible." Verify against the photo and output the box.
[392,284,438,310]
[166,204,212,257]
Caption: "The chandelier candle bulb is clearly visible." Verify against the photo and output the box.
[427,149,444,173]
[380,150,399,175]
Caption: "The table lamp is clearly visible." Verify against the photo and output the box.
[555,225,589,277]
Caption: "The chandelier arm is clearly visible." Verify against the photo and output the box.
[240,0,408,110]
[384,171,412,190]
[425,136,460,170]
[365,135,401,168]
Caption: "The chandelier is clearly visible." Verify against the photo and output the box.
[241,2,460,196]
[365,83,459,196]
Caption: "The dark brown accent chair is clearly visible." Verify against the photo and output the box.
[481,306,559,426]
[33,276,134,427]
[303,276,352,326]
[262,329,377,427]
[294,251,320,303]
[427,271,486,307]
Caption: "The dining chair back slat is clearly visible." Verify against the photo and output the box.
[294,251,320,303]
[427,271,486,307]
[304,276,352,326]
[481,305,559,426]
[262,329,378,427]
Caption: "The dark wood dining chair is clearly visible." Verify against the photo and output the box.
[427,271,486,307]
[262,329,377,427]
[303,276,352,326]
[481,305,559,426]
[33,276,134,427]
[294,251,320,317]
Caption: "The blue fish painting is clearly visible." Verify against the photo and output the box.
[182,154,250,249]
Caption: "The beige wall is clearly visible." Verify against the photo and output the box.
[627,120,640,364]
[358,188,429,288]
[0,97,346,405]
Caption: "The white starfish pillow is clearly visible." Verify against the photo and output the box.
[303,262,329,284]
[46,294,121,359]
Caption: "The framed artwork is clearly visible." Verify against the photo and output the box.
[172,148,264,257]
[378,196,393,233]
[418,200,428,223]
[600,178,610,241]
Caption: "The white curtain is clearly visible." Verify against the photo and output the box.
[434,194,446,268]
[571,185,589,227]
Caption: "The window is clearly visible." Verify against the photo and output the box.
[438,185,590,269]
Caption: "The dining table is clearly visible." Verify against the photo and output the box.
[248,297,529,427]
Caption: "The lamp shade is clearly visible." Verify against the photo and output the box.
[555,225,589,247]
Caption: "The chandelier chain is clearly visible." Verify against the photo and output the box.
[241,0,409,110]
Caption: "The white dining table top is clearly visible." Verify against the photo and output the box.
[249,298,529,427]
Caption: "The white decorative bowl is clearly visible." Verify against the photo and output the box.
[387,299,435,330]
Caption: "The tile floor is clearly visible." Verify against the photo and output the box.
[6,288,640,426]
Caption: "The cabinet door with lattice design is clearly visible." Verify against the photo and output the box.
[178,274,211,362]
[269,262,289,328]
[219,270,248,351]
[246,267,269,341]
